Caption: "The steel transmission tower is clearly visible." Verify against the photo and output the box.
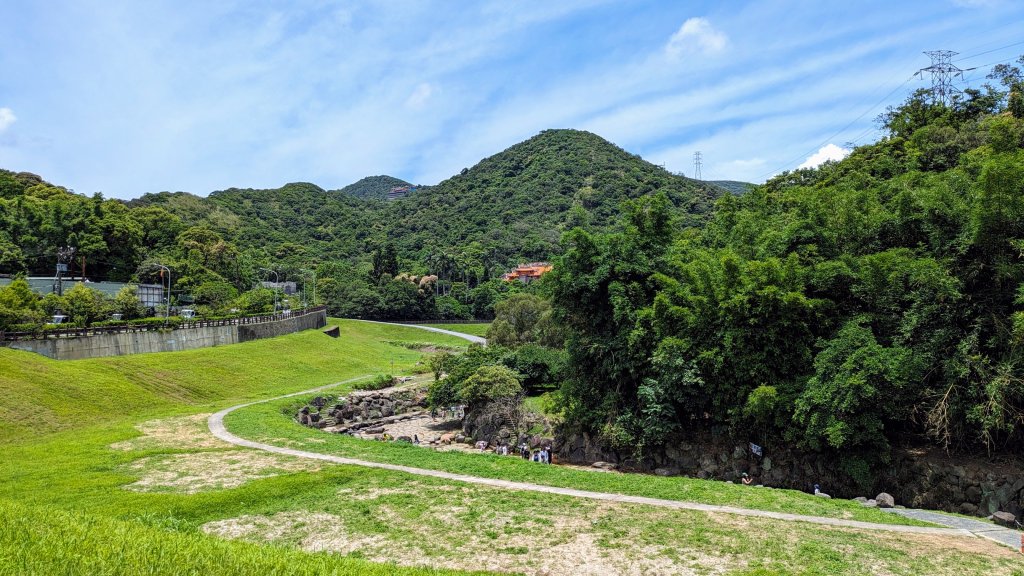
[916,50,964,106]
[693,151,703,180]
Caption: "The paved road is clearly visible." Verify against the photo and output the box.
[209,323,1023,548]
[350,319,487,345]
[884,508,1022,549]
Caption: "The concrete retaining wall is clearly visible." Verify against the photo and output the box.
[2,309,327,360]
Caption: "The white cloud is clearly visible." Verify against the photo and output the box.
[665,17,727,58]
[0,108,16,132]
[405,83,435,110]
[798,143,850,169]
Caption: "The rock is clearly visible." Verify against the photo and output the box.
[992,511,1017,528]
[454,434,466,443]
[363,426,385,435]
[654,467,680,477]
[854,496,868,504]
[958,503,978,516]
[862,499,877,508]
[875,492,895,508]
[592,461,617,470]
[815,492,832,499]
[761,457,772,472]
[965,485,982,502]
[396,435,413,443]
[732,446,747,460]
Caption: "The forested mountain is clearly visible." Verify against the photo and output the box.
[382,129,719,266]
[707,180,754,195]
[338,175,412,200]
[0,129,717,321]
[547,67,1024,477]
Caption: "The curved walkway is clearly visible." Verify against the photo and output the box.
[350,319,487,345]
[209,386,977,539]
[209,322,1024,545]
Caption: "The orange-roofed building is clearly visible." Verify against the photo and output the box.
[501,262,553,284]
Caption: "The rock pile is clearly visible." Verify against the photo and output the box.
[296,389,426,432]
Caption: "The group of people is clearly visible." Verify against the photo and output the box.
[480,442,554,463]
[518,443,552,464]
[430,405,466,421]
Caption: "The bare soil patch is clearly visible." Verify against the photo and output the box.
[110,413,227,451]
[122,450,319,494]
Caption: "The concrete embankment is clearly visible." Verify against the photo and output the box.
[2,309,327,360]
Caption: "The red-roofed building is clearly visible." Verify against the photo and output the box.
[501,262,553,284]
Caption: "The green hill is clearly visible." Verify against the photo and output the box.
[384,129,720,264]
[337,175,413,201]
[0,128,724,320]
[707,180,754,195]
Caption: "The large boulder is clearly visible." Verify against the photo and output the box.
[991,511,1017,528]
[875,492,896,508]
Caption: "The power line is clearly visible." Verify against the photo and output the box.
[954,40,1024,63]
[754,74,915,181]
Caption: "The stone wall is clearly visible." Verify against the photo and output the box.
[2,309,326,360]
[557,430,1024,522]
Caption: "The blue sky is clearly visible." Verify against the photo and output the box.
[1,0,1022,199]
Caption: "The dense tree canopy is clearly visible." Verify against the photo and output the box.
[548,77,1024,476]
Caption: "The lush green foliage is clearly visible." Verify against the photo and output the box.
[2,129,718,322]
[338,174,412,200]
[549,76,1024,476]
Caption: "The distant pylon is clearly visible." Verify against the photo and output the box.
[915,50,963,106]
[693,151,703,180]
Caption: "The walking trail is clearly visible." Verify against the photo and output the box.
[208,321,1023,549]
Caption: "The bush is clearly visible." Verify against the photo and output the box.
[459,364,522,408]
[353,374,396,391]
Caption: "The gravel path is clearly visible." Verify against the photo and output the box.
[208,323,1024,547]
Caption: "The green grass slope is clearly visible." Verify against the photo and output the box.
[1,320,1018,575]
[0,500,484,576]
[0,320,470,441]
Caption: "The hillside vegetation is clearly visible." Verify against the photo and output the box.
[338,174,412,200]
[1,129,718,324]
[546,65,1024,483]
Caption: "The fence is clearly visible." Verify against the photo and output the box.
[0,306,327,342]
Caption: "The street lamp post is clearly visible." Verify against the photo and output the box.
[154,264,171,325]
[260,267,279,315]
[301,268,317,309]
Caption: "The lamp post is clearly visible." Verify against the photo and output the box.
[154,264,171,325]
[260,267,279,315]
[301,268,317,309]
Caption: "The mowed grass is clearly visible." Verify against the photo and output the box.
[0,319,470,441]
[0,319,487,576]
[423,322,491,337]
[225,397,926,526]
[1,318,1021,575]
[0,500,488,576]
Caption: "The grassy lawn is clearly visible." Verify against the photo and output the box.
[422,322,491,337]
[225,393,925,526]
[1,318,1021,575]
